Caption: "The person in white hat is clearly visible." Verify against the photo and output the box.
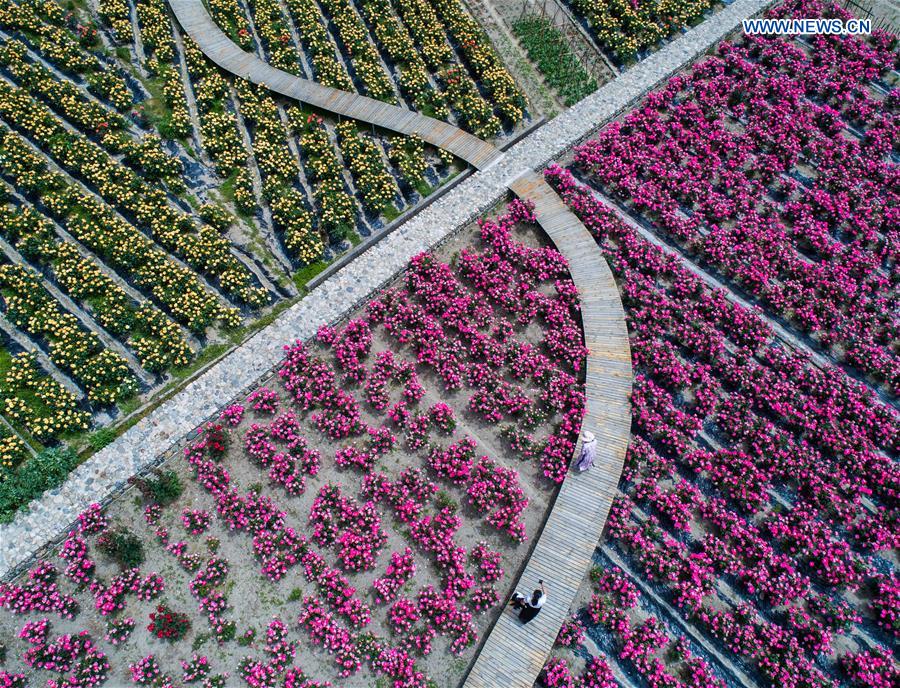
[575,430,597,472]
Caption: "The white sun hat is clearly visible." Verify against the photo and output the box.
[582,430,595,442]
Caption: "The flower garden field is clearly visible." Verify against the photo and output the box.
[0,202,589,687]
[534,1,900,686]
[0,0,527,515]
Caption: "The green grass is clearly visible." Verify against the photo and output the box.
[382,204,401,223]
[292,260,330,291]
[414,179,435,198]
[513,15,598,106]
[171,343,231,381]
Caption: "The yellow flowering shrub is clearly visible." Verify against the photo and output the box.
[2,352,88,442]
[98,0,132,42]
[134,0,175,72]
[314,0,395,102]
[0,263,137,405]
[283,0,355,91]
[388,134,426,187]
[0,432,28,479]
[335,121,397,216]
[209,0,254,50]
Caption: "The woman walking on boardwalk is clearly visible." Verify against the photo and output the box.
[575,430,597,472]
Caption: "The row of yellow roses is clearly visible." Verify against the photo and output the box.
[0,429,29,477]
[283,0,356,91]
[209,0,254,50]
[391,0,500,133]
[336,120,398,216]
[356,0,432,111]
[0,203,192,373]
[295,111,358,242]
[98,0,131,43]
[0,128,238,333]
[0,79,267,307]
[441,65,501,138]
[135,0,177,74]
[183,38,257,217]
[388,133,427,187]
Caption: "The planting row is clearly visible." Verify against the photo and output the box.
[567,0,720,62]
[535,3,898,677]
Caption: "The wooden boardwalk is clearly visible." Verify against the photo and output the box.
[463,172,631,688]
[168,0,501,169]
[167,4,632,685]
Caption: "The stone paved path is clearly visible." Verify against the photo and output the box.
[1,0,775,683]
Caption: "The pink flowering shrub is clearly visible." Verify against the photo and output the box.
[841,647,898,688]
[181,509,212,535]
[181,654,210,683]
[77,504,107,535]
[542,657,575,688]
[373,549,416,604]
[578,657,616,688]
[104,616,134,646]
[129,654,162,686]
[555,618,585,648]
[219,404,245,426]
[387,598,420,634]
[247,387,280,414]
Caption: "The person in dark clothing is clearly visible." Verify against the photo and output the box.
[510,580,547,623]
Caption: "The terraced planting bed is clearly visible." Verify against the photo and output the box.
[0,0,528,514]
[535,1,899,686]
[0,199,590,687]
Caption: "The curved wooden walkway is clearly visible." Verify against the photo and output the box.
[168,4,632,686]
[464,172,631,687]
[168,0,501,170]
